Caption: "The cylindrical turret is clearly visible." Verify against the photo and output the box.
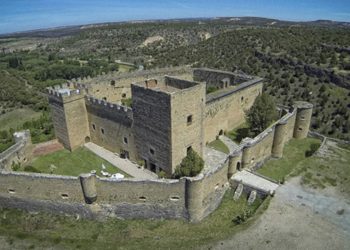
[185,177,203,222]
[242,145,252,169]
[271,122,287,158]
[79,173,97,204]
[293,101,313,139]
[228,153,242,179]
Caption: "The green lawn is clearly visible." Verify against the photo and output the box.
[0,108,41,131]
[18,147,129,177]
[208,139,230,154]
[0,190,270,249]
[257,138,321,182]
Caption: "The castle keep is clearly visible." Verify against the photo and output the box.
[48,67,263,175]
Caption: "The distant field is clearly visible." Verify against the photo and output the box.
[18,147,129,177]
[0,108,41,131]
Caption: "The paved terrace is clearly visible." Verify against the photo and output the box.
[232,170,279,194]
[84,142,158,180]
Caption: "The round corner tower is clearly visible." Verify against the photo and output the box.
[293,101,313,139]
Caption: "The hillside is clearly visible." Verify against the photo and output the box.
[0,17,350,140]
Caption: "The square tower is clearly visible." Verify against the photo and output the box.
[131,76,206,175]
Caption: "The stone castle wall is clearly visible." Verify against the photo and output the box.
[0,101,312,222]
[228,102,312,176]
[0,155,229,222]
[85,97,137,159]
[131,83,172,173]
[0,131,32,170]
[204,81,263,143]
[168,77,206,172]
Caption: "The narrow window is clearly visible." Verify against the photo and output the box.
[187,115,193,125]
[139,196,147,201]
[8,189,15,194]
[150,148,155,155]
[101,128,105,134]
[170,196,180,201]
[123,137,128,144]
[61,193,69,199]
[111,80,116,86]
[92,124,96,130]
[241,96,244,102]
[122,93,126,98]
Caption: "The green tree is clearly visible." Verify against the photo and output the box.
[246,93,278,136]
[173,149,204,178]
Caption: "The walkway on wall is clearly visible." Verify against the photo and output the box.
[231,170,279,194]
[84,142,157,180]
[219,135,240,154]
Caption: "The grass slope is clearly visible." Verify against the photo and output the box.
[0,190,269,249]
[21,147,129,177]
[208,139,230,154]
[257,138,321,182]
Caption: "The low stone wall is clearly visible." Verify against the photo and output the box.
[0,152,229,222]
[0,131,32,170]
[228,101,313,176]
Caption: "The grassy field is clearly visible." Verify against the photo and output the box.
[0,108,41,131]
[0,190,270,249]
[293,143,350,194]
[17,147,129,177]
[257,138,321,182]
[208,139,230,154]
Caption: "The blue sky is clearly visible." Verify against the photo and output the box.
[0,0,350,34]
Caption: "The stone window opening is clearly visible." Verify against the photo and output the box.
[150,163,156,173]
[187,115,193,125]
[61,193,69,199]
[123,137,128,144]
[8,189,15,194]
[92,124,96,130]
[102,97,107,101]
[298,127,303,131]
[111,80,116,86]
[300,116,306,121]
[139,196,147,201]
[241,96,244,102]
[101,128,105,135]
[170,196,180,201]
[149,148,155,155]
[122,93,126,98]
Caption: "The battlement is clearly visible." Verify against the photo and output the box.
[85,96,132,115]
[85,96,133,127]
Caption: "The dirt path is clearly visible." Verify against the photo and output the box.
[208,177,350,250]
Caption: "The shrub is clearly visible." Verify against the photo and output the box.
[24,165,41,173]
[173,149,204,178]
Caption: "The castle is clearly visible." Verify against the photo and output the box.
[48,67,264,176]
[0,67,313,222]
